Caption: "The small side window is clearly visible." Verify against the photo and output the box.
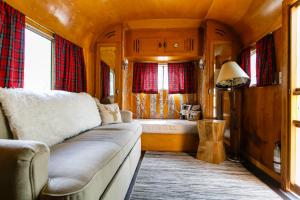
[109,69,115,96]
[24,27,53,90]
[250,49,257,86]
[158,64,168,90]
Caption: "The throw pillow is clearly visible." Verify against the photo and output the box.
[98,103,122,124]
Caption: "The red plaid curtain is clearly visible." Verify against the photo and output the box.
[168,62,196,94]
[0,1,25,88]
[132,62,158,94]
[54,35,86,92]
[101,61,110,98]
[256,34,276,86]
[239,47,251,76]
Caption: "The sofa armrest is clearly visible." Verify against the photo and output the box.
[120,110,133,123]
[0,139,50,200]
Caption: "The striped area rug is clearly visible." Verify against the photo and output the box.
[129,152,283,200]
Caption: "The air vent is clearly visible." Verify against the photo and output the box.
[215,28,226,37]
[133,39,140,53]
[104,31,116,39]
[186,38,194,52]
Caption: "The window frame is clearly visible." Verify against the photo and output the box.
[24,23,54,90]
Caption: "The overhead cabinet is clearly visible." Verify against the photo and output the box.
[126,29,201,57]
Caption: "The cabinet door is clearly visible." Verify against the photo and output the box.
[164,37,198,56]
[164,38,186,54]
[134,38,164,56]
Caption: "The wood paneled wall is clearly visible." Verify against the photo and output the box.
[241,28,283,181]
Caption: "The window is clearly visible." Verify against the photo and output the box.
[24,27,52,90]
[158,64,168,90]
[250,49,257,86]
[109,69,115,96]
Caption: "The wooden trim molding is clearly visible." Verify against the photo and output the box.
[25,17,54,38]
[291,184,300,195]
[282,0,300,192]
[281,0,292,191]
[242,152,281,183]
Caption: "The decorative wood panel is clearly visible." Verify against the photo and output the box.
[141,133,199,152]
[125,29,200,58]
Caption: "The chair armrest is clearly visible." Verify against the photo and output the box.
[0,139,50,200]
[120,110,133,123]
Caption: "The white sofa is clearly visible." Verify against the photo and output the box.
[0,89,142,200]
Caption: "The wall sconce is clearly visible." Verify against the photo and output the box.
[199,58,205,69]
[122,59,128,70]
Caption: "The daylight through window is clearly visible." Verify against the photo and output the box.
[158,64,168,90]
[24,28,52,90]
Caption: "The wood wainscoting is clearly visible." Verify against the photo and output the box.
[241,27,283,184]
[141,133,199,152]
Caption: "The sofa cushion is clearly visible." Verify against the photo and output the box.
[40,122,142,199]
[94,121,141,133]
[0,89,101,146]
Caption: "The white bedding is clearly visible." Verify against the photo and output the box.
[134,119,197,134]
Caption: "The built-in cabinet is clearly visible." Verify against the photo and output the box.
[95,25,124,108]
[126,29,200,57]
[200,20,241,119]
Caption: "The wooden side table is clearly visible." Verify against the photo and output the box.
[196,119,226,164]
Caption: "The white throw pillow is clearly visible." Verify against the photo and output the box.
[98,103,122,125]
[0,88,101,146]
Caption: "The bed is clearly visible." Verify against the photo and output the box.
[134,119,199,152]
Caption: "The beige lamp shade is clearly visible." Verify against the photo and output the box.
[216,61,250,88]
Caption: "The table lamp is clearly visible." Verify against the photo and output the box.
[216,61,250,162]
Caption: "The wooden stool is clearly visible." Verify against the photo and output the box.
[196,119,225,164]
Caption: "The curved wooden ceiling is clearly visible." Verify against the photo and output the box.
[4,0,282,46]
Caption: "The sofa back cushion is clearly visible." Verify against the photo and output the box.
[0,106,12,139]
[0,88,101,146]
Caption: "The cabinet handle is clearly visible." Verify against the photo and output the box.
[163,41,167,48]
[158,42,162,48]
